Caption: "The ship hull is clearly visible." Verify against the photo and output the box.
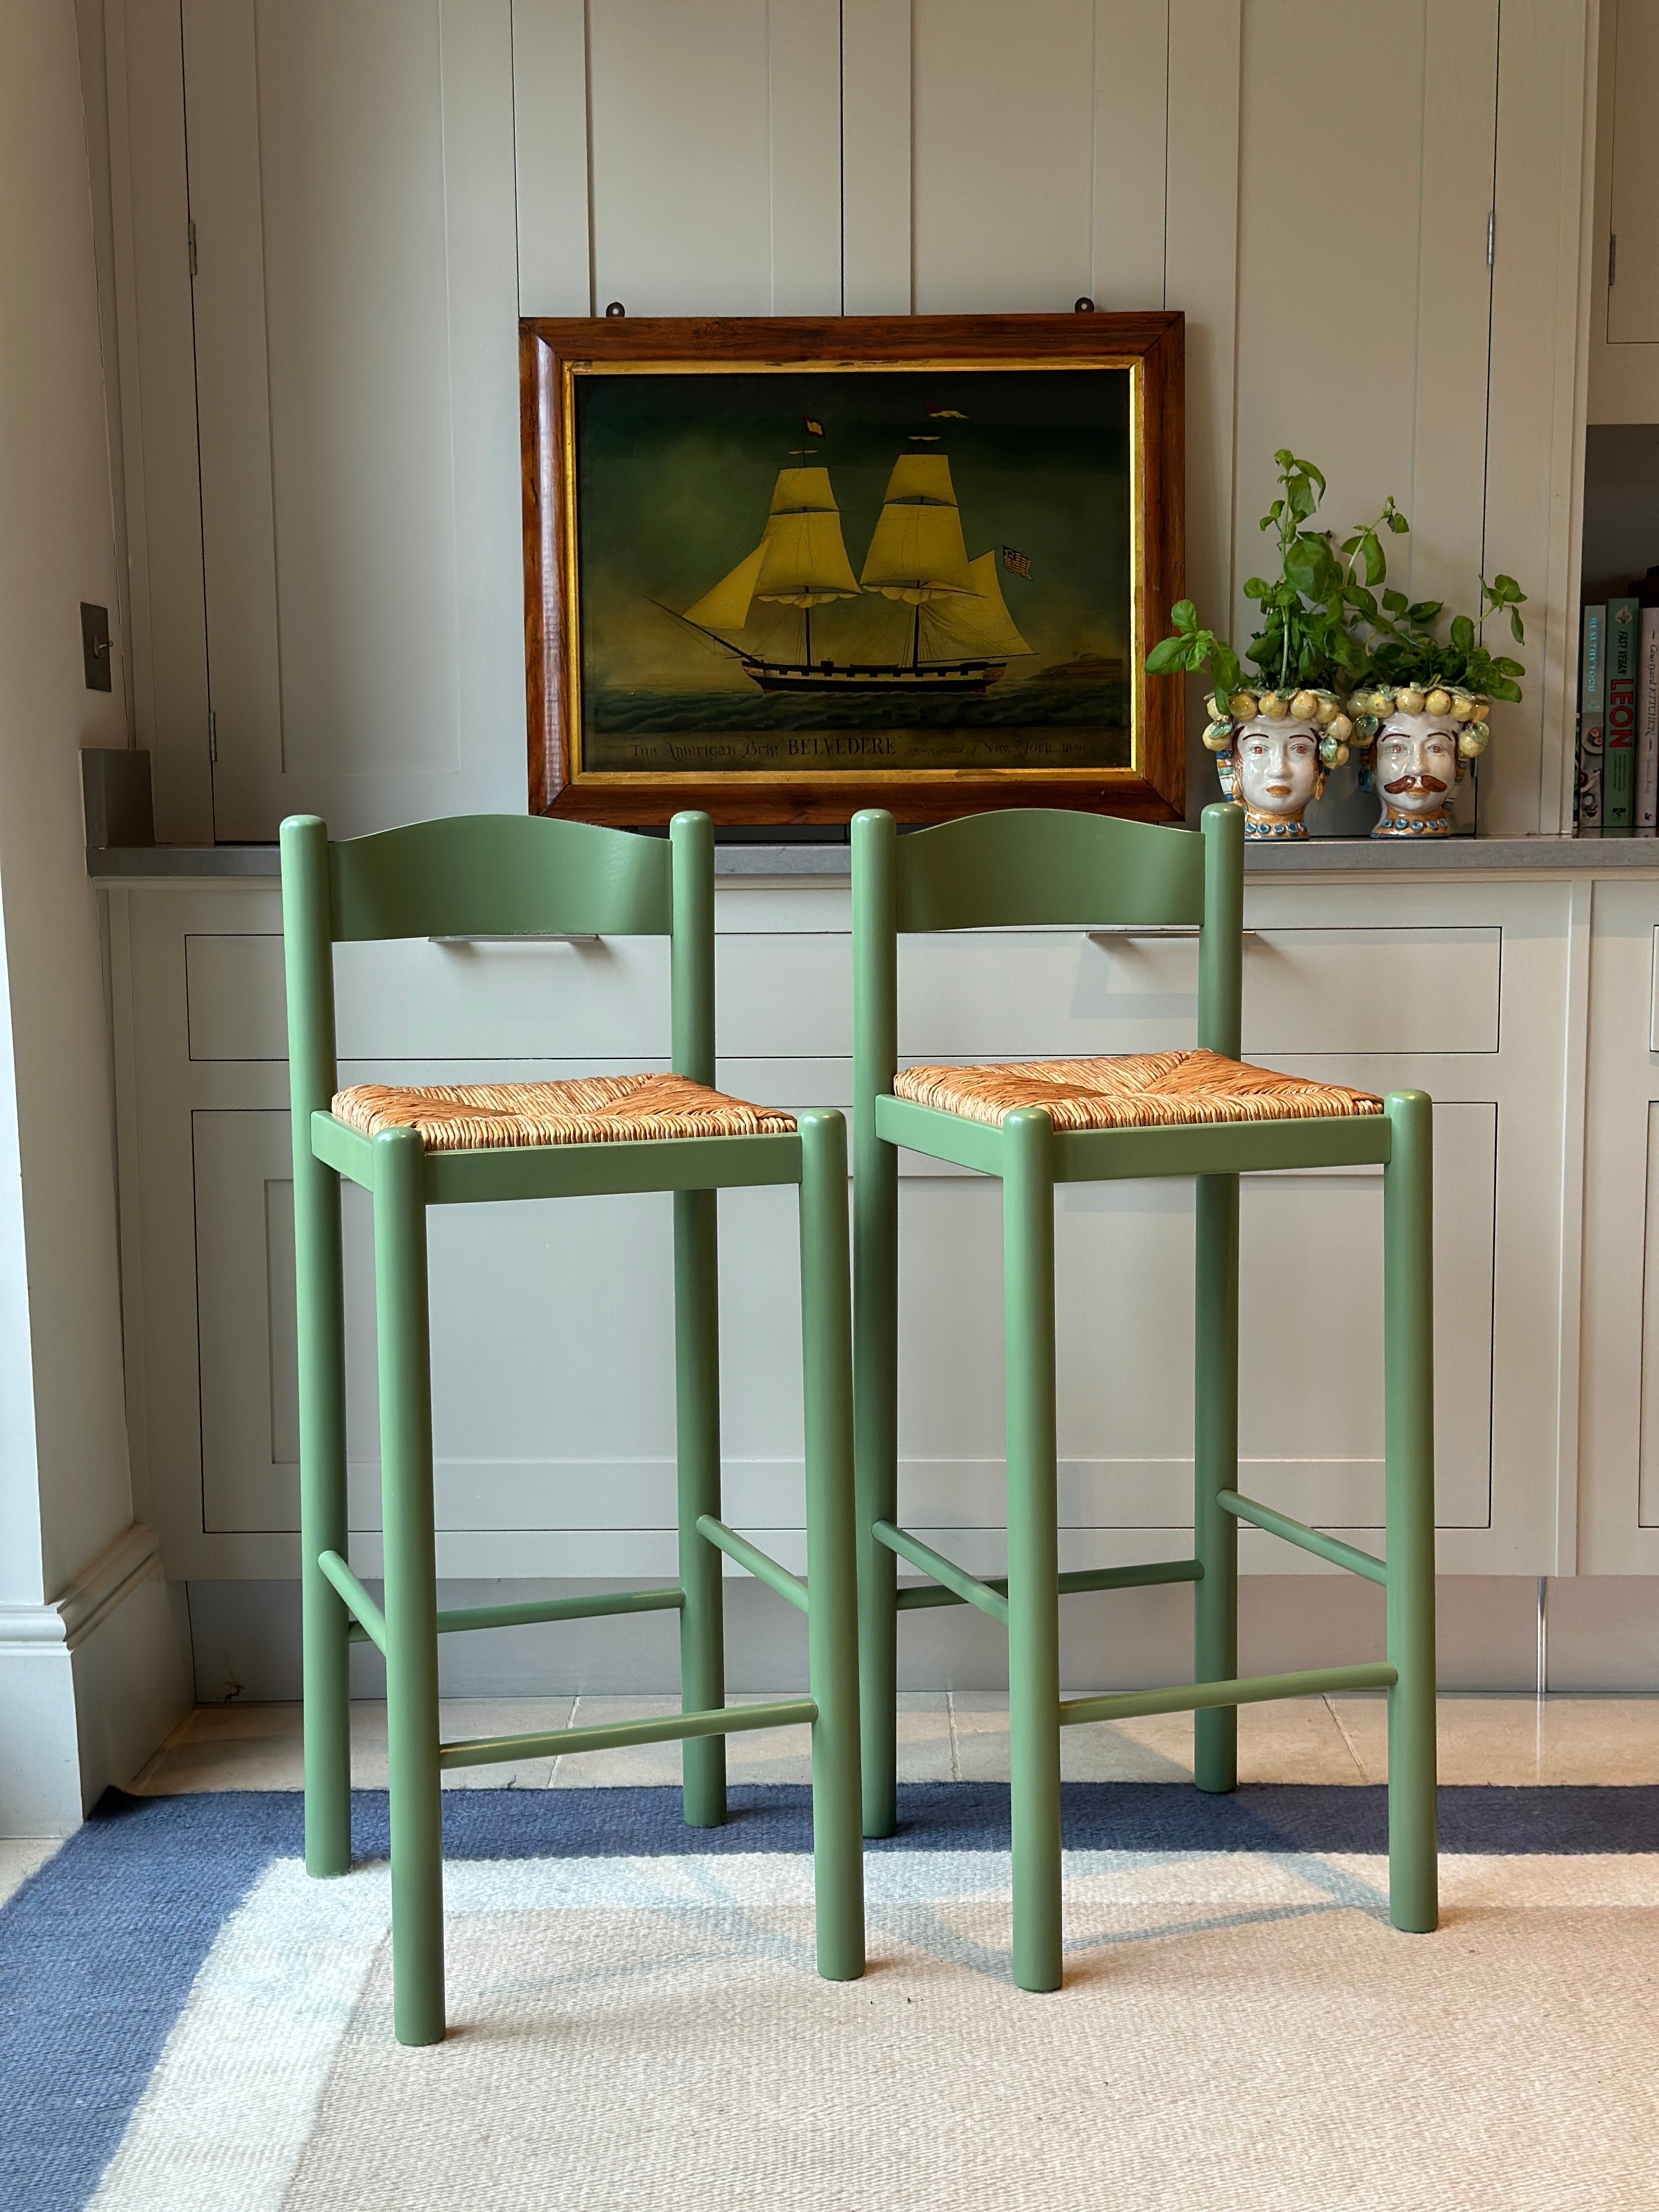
[744,660,1008,698]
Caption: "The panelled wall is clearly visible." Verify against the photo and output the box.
[90,2,1659,1695]
[100,0,1593,846]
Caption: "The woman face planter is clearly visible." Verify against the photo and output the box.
[1373,711,1461,837]
[1228,716,1324,839]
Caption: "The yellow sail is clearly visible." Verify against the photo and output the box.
[682,541,768,635]
[918,551,1031,661]
[881,454,956,505]
[860,453,973,602]
[753,467,861,607]
[685,467,859,626]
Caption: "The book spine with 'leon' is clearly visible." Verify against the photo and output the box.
[1579,602,1605,836]
[1605,597,1640,837]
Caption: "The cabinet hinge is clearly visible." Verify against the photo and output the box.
[207,708,218,765]
[1610,232,1618,288]
[1486,210,1494,269]
[188,218,198,279]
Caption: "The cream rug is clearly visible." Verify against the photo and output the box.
[81,1846,1659,2211]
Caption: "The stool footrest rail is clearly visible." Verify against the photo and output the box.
[696,1515,809,1612]
[1217,1491,1389,1585]
[1060,1662,1397,1729]
[319,1549,387,1656]
[339,1581,686,1646]
[438,1696,820,1772]
[892,1556,1203,1612]
[874,1521,1010,1624]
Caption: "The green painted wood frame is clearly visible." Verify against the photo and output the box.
[850,800,1437,1993]
[281,808,864,2045]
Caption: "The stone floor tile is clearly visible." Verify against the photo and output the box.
[1330,1692,1659,1786]
[0,1838,61,1908]
[129,1702,305,1793]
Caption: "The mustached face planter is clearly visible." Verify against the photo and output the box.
[1352,684,1491,838]
[1204,687,1356,840]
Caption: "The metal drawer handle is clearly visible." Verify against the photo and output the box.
[428,934,601,945]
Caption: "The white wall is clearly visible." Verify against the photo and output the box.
[104,0,1594,846]
[0,0,188,1832]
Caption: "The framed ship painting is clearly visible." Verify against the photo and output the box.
[521,313,1184,824]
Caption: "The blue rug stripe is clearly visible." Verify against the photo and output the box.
[3,1782,1656,2211]
[0,1792,298,2212]
[421,1781,1659,1859]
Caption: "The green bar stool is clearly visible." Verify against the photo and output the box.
[851,802,1436,1991]
[281,808,864,2045]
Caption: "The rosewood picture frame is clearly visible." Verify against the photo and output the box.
[521,312,1184,825]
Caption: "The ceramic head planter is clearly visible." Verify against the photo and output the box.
[1203,685,1354,839]
[1146,451,1398,838]
[1351,572,1526,837]
[1348,683,1490,838]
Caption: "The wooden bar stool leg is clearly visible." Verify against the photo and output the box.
[1384,1090,1438,1933]
[297,1155,352,1876]
[798,1111,865,1979]
[1003,1109,1062,1994]
[853,1128,900,1839]
[1193,1170,1240,1794]
[674,1186,726,1828]
[373,1128,445,2047]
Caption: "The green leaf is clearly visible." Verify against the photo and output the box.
[1492,573,1522,599]
[1145,636,1189,674]
[1344,585,1380,622]
[1383,588,1409,615]
[1449,614,1475,653]
[1509,608,1525,644]
[1491,678,1522,703]
[1169,599,1198,634]
[1284,532,1337,597]
[1213,641,1244,694]
[1407,600,1443,623]
[1386,511,1410,534]
[1361,531,1384,585]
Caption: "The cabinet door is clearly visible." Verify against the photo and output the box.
[181,0,523,839]
[1579,879,1659,1571]
[1606,0,1659,348]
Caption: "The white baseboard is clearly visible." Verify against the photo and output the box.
[0,1523,190,1835]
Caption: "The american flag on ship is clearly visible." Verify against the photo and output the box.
[802,415,825,438]
[1002,545,1032,580]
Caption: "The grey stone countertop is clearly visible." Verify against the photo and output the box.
[86,834,1659,884]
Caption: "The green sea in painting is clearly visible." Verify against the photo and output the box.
[572,365,1133,775]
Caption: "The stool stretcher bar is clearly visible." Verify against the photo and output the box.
[438,1696,819,1771]
[1218,1490,1389,1586]
[696,1515,809,1613]
[874,1521,1010,1624]
[1060,1661,1397,1729]
[894,1556,1203,1612]
[319,1549,387,1656]
[342,1582,686,1646]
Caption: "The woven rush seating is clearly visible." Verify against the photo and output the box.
[331,1074,797,1151]
[890,1047,1382,1133]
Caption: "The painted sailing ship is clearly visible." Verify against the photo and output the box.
[676,454,1031,696]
